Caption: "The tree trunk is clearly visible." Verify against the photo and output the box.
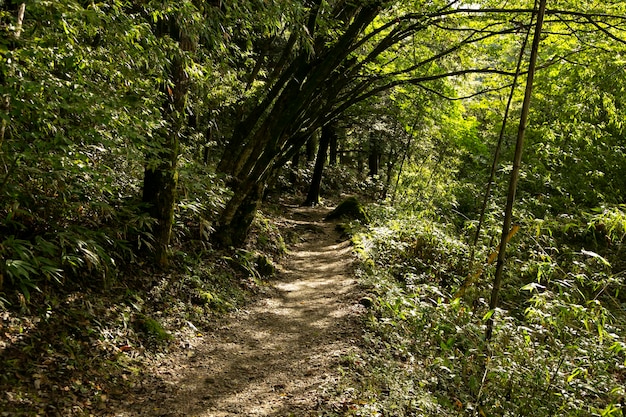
[303,124,333,206]
[142,161,178,266]
[368,134,381,177]
[142,18,194,267]
[214,130,314,248]
[213,4,381,247]
[306,133,318,162]
[486,0,547,341]
[455,10,532,301]
[290,148,301,186]
[383,159,395,199]
[329,128,338,166]
[213,181,265,247]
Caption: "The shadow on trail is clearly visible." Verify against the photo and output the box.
[0,287,152,416]
[110,212,362,417]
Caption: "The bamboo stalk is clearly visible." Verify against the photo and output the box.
[485,0,548,341]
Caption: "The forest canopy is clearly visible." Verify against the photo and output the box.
[1,0,625,264]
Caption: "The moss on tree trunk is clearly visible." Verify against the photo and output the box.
[142,161,178,267]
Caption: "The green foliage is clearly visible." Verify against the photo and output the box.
[1,195,157,303]
[362,206,470,289]
[2,0,626,412]
[336,204,626,416]
[175,161,230,248]
[588,205,626,245]
[1,236,62,299]
[0,0,230,301]
[249,212,287,257]
[1,0,159,298]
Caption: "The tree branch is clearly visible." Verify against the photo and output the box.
[416,82,514,100]
[587,18,626,45]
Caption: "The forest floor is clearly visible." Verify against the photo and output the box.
[113,204,366,416]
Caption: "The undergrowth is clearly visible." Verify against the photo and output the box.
[0,190,285,416]
[0,247,261,415]
[326,205,626,416]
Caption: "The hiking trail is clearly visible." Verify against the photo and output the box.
[117,205,364,416]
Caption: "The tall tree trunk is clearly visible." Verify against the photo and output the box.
[213,3,381,247]
[383,158,395,200]
[142,19,194,267]
[368,134,381,177]
[454,12,532,301]
[142,155,178,266]
[214,130,314,248]
[213,181,265,247]
[329,128,338,166]
[306,133,318,162]
[486,0,547,341]
[303,124,333,206]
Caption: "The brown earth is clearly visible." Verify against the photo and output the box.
[112,205,365,416]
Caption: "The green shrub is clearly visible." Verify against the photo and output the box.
[335,208,626,417]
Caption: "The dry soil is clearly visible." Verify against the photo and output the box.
[114,205,364,416]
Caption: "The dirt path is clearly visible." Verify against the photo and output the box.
[116,206,363,416]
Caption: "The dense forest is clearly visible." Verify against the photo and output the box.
[1,0,625,415]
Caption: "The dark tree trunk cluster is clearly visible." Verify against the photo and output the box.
[303,123,337,207]
[213,3,383,247]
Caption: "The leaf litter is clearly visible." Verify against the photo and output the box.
[1,205,366,416]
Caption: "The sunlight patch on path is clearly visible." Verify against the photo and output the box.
[113,207,364,417]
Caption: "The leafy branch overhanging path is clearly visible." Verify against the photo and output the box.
[115,206,364,416]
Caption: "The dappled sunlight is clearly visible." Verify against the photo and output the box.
[111,209,364,416]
